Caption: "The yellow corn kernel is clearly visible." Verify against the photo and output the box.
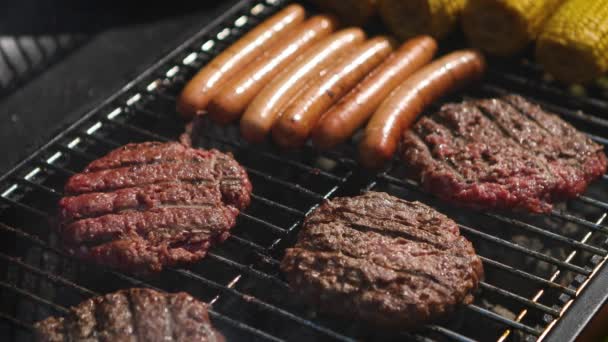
[378,0,466,40]
[536,0,608,84]
[462,0,564,56]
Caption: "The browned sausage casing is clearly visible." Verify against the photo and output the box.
[176,4,306,119]
[208,15,337,124]
[240,28,366,143]
[272,37,393,148]
[312,35,437,149]
[359,50,486,169]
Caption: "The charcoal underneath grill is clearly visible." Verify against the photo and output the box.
[0,0,607,341]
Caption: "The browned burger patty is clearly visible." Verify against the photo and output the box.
[34,288,224,342]
[401,95,607,213]
[281,191,483,329]
[59,142,252,274]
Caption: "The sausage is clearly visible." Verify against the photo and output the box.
[208,15,337,124]
[359,49,486,169]
[312,35,437,149]
[272,37,394,148]
[176,4,306,119]
[240,28,365,143]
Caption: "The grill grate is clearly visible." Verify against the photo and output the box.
[1,0,608,341]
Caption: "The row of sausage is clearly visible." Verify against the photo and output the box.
[177,4,485,168]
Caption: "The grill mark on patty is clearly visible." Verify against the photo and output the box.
[93,292,132,341]
[163,294,177,342]
[310,202,458,245]
[65,297,97,341]
[60,182,223,223]
[498,99,589,182]
[473,100,564,186]
[64,206,235,247]
[313,218,448,249]
[85,141,217,172]
[502,95,602,163]
[437,100,556,184]
[63,202,217,224]
[294,248,446,287]
[65,177,244,201]
[412,119,469,181]
[66,160,220,195]
[295,226,468,288]
[502,96,559,137]
[125,291,139,342]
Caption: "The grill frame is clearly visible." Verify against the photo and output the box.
[0,0,607,341]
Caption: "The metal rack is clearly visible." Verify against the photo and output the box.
[0,0,607,341]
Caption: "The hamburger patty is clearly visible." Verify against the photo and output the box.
[59,142,252,273]
[34,288,224,342]
[281,192,483,329]
[401,95,607,213]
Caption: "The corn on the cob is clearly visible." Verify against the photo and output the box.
[536,0,608,84]
[462,0,563,56]
[378,0,466,40]
[308,0,377,26]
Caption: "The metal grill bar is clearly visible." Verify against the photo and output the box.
[379,174,605,269]
[0,312,33,332]
[0,253,95,296]
[170,268,358,342]
[485,213,607,255]
[478,282,559,316]
[500,213,608,342]
[0,196,48,219]
[78,132,121,149]
[467,305,541,336]
[486,69,608,112]
[0,222,285,342]
[208,243,551,341]
[458,224,590,275]
[250,194,306,217]
[578,195,608,211]
[479,256,576,296]
[172,127,344,182]
[0,281,69,315]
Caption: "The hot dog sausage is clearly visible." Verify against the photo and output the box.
[176,4,306,119]
[240,28,365,143]
[208,15,337,124]
[312,35,437,149]
[359,50,486,168]
[272,37,393,148]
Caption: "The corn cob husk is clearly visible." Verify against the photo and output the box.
[462,0,564,56]
[536,0,608,84]
[378,0,466,40]
[308,0,377,26]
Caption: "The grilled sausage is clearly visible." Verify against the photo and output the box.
[240,28,366,143]
[208,15,337,124]
[359,50,486,168]
[176,4,306,119]
[272,37,393,148]
[312,35,437,149]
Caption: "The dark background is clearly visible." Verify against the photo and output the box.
[0,0,238,174]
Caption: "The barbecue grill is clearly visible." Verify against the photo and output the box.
[1,0,607,341]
